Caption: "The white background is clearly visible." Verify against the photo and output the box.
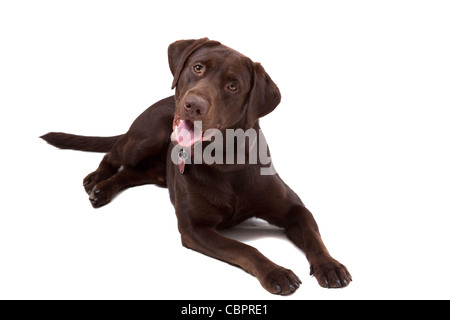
[1,0,449,300]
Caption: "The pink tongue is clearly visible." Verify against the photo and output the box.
[175,120,202,147]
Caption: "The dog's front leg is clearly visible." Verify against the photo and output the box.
[284,204,352,288]
[178,225,301,295]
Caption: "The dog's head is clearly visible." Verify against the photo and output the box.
[168,38,281,147]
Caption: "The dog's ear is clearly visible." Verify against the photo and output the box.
[246,63,281,128]
[168,38,218,90]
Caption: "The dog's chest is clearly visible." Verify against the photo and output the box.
[195,171,260,224]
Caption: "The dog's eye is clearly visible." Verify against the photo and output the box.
[193,65,203,73]
[227,82,238,91]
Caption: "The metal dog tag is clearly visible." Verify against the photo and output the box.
[178,149,189,174]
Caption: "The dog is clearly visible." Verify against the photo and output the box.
[41,38,351,294]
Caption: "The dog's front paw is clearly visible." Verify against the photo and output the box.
[310,259,352,288]
[259,267,301,295]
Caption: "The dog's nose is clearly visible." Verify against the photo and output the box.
[184,95,208,116]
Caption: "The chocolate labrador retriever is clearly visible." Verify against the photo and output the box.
[41,38,351,294]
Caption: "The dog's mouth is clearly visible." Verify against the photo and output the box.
[172,115,219,147]
[172,116,203,147]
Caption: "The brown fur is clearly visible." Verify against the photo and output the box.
[41,38,351,294]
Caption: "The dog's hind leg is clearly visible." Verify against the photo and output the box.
[86,160,167,208]
[83,152,122,196]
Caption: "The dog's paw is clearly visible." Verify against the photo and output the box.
[83,171,110,195]
[310,259,352,288]
[259,267,301,295]
[88,183,114,208]
[83,172,99,195]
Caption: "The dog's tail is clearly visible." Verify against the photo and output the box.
[40,132,123,153]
